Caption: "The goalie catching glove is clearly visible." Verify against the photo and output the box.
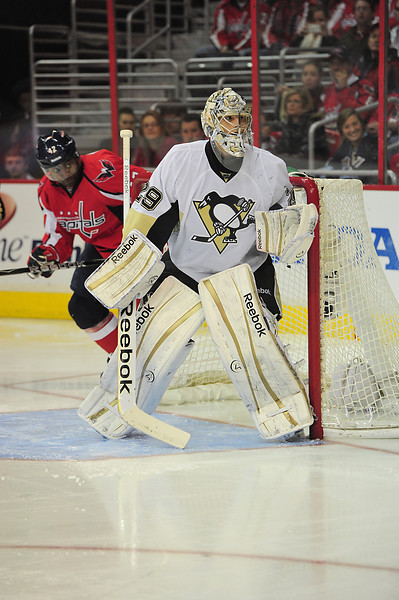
[27,244,60,278]
[85,229,165,309]
[255,203,318,264]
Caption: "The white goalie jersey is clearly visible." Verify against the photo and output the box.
[128,140,293,282]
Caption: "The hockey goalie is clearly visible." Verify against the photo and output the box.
[79,87,317,444]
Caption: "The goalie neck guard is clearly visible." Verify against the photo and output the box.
[201,88,253,158]
[35,129,79,169]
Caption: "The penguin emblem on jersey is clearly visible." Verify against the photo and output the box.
[192,191,255,253]
[93,159,116,183]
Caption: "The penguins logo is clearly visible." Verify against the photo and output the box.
[192,191,255,253]
[94,159,116,182]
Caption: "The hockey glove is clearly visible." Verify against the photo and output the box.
[28,244,60,278]
[255,204,318,264]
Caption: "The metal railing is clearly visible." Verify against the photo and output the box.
[31,58,180,153]
[304,169,397,185]
[70,0,193,61]
[28,24,71,62]
[182,49,332,112]
[126,1,171,59]
[307,96,399,183]
[277,46,333,84]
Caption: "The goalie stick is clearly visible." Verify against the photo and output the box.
[117,129,190,449]
[0,258,103,277]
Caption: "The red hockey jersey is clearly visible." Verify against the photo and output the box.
[322,76,376,122]
[209,0,276,51]
[37,149,150,262]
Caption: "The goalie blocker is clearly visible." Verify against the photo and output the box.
[84,229,165,309]
[198,264,313,440]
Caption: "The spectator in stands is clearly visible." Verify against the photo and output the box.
[301,60,325,113]
[6,79,41,178]
[355,24,399,94]
[322,46,376,123]
[195,0,279,59]
[274,87,328,168]
[389,2,399,55]
[338,0,376,63]
[357,20,399,148]
[327,1,355,37]
[259,113,279,153]
[324,107,378,183]
[327,0,380,37]
[2,146,35,179]
[290,4,339,50]
[354,23,399,159]
[180,114,206,142]
[0,97,16,174]
[274,59,325,122]
[9,79,31,129]
[133,110,178,169]
[366,94,399,160]
[270,1,311,49]
[99,106,138,156]
[153,99,187,141]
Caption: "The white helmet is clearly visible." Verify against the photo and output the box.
[201,88,253,157]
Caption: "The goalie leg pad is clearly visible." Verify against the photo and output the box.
[135,276,205,414]
[78,277,204,438]
[198,263,313,440]
[84,229,165,309]
[78,352,134,439]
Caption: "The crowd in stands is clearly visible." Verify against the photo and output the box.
[0,0,398,184]
[0,79,42,180]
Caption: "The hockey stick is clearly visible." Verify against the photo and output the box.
[0,258,103,277]
[191,206,246,243]
[117,129,190,449]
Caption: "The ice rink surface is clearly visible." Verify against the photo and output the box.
[1,318,399,600]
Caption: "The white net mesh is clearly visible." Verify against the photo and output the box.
[316,178,399,435]
[164,322,237,404]
[163,178,399,437]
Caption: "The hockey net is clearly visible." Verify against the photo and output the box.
[162,178,399,438]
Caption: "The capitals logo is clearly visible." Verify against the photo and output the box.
[94,160,116,182]
[192,191,255,253]
[58,200,105,237]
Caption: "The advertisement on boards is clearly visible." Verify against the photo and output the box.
[0,182,85,293]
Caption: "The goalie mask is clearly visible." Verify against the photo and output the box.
[201,88,253,157]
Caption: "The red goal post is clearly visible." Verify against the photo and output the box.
[163,177,399,440]
[291,176,322,439]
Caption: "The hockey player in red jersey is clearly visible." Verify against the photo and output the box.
[27,130,150,353]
